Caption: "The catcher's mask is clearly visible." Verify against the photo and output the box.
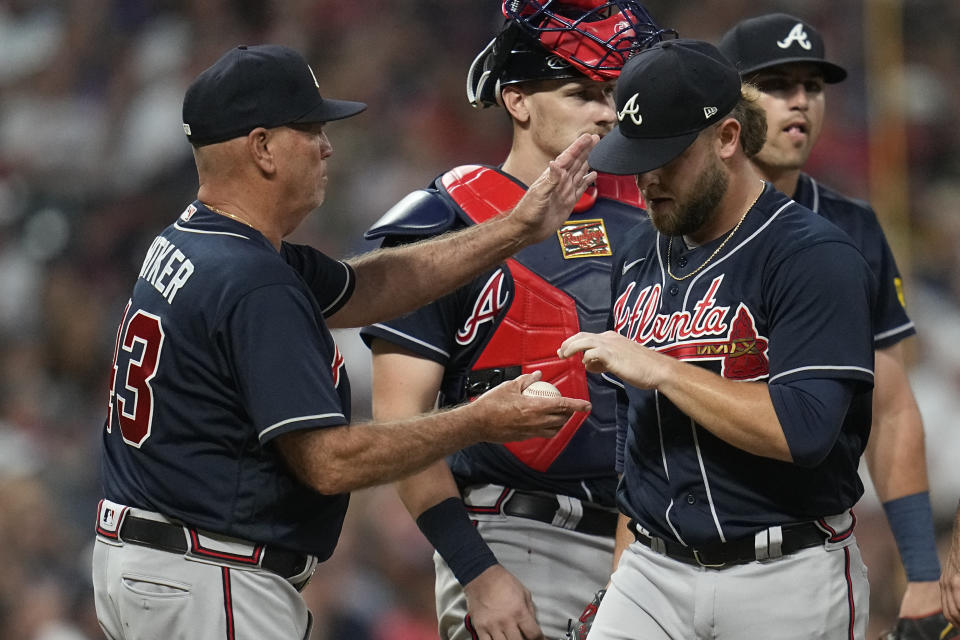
[467,0,676,108]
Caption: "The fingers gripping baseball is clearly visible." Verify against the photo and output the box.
[472,371,591,442]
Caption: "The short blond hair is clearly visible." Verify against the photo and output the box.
[728,83,768,157]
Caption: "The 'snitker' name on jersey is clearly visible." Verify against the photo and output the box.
[138,235,195,304]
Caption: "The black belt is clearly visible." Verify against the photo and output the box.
[119,516,312,584]
[631,519,830,569]
[500,491,618,538]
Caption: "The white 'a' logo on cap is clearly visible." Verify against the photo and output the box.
[618,93,643,126]
[777,23,812,50]
[307,64,320,90]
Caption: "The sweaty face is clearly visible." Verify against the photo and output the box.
[637,131,730,239]
[521,78,617,159]
[748,63,826,177]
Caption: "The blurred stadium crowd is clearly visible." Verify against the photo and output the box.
[0,0,957,638]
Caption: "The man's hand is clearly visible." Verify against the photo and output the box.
[508,133,599,244]
[469,371,591,443]
[558,330,673,389]
[464,565,544,640]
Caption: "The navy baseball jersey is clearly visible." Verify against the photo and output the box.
[101,202,354,559]
[360,167,643,507]
[611,184,877,546]
[793,172,915,349]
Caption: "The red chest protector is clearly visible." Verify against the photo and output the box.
[441,166,641,471]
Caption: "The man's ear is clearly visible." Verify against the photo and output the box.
[501,85,530,124]
[716,118,742,161]
[246,127,277,174]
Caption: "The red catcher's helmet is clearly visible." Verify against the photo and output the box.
[468,0,675,108]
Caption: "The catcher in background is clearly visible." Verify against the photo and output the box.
[360,1,672,638]
[718,14,956,640]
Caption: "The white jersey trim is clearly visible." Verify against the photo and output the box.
[321,261,353,315]
[367,324,450,358]
[174,222,250,240]
[681,198,793,309]
[768,365,874,383]
[875,321,915,342]
[601,372,625,389]
[690,416,727,543]
[664,500,685,546]
[259,413,345,440]
[807,176,821,213]
[656,391,687,546]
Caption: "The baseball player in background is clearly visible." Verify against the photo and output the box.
[92,44,596,640]
[360,2,672,638]
[718,15,957,640]
[560,39,878,638]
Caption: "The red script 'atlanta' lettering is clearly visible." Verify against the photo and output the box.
[613,276,729,345]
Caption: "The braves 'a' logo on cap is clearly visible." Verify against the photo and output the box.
[618,93,643,126]
[777,23,812,50]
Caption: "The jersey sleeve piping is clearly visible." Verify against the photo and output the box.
[769,365,874,384]
[321,261,355,316]
[258,413,346,441]
[365,323,451,358]
[875,321,915,344]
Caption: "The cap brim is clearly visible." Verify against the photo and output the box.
[589,127,699,175]
[742,58,847,84]
[293,97,368,124]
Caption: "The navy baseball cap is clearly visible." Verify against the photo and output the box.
[718,13,847,83]
[182,44,367,146]
[588,39,741,176]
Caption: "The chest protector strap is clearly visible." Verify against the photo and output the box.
[440,165,592,472]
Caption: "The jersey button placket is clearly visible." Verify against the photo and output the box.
[669,284,680,296]
[686,493,696,505]
[678,256,688,268]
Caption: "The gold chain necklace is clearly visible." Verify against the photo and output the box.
[666,186,763,282]
[205,203,256,230]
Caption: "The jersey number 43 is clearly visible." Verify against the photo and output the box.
[107,301,165,447]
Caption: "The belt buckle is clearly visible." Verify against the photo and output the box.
[692,548,726,569]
